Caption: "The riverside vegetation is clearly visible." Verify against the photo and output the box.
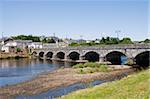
[73,62,109,74]
[61,69,150,99]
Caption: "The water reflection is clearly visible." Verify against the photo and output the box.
[0,59,73,87]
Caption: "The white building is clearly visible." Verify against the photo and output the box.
[28,42,43,49]
[1,40,32,52]
[0,44,2,52]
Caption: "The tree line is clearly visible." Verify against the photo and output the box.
[12,35,56,43]
[11,35,150,46]
[69,37,150,46]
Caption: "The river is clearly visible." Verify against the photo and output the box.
[0,58,74,87]
[0,58,133,99]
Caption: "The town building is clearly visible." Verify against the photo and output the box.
[1,39,32,53]
[28,42,43,49]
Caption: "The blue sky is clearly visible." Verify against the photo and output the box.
[0,0,149,40]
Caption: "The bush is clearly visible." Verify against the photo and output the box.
[73,63,84,68]
[73,62,109,73]
[73,62,108,68]
[99,64,108,72]
[16,48,21,52]
[125,59,134,66]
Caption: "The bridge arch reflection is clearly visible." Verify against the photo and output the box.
[39,52,44,58]
[32,51,37,56]
[45,52,53,59]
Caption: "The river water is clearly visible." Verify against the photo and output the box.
[0,59,108,99]
[0,59,131,98]
[0,59,73,87]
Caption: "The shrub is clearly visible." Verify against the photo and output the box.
[74,62,109,73]
[99,64,108,72]
[125,59,134,66]
[79,69,84,74]
[73,62,108,69]
[16,48,21,52]
[73,63,84,68]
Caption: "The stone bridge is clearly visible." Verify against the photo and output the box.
[32,44,150,66]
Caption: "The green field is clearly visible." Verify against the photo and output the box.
[61,69,150,99]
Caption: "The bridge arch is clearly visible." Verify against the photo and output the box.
[32,51,37,56]
[131,49,150,58]
[39,51,44,58]
[68,51,80,60]
[84,51,99,62]
[45,51,53,59]
[135,51,150,67]
[105,51,127,65]
[56,51,65,59]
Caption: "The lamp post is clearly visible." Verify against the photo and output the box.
[115,30,121,39]
[53,32,56,37]
[101,32,103,39]
[80,35,83,44]
[2,32,3,38]
[80,35,83,40]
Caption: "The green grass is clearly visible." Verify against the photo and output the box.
[73,62,108,68]
[73,62,109,73]
[61,69,150,99]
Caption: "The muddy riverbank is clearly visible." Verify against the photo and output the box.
[0,52,29,59]
[0,67,135,99]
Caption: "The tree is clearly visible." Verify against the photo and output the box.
[100,37,119,45]
[69,42,80,46]
[42,38,47,43]
[100,37,106,44]
[42,38,56,43]
[12,35,40,42]
[120,38,133,44]
[16,48,21,52]
[47,39,56,43]
[143,39,150,43]
[110,37,119,44]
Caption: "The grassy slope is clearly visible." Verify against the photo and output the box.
[61,69,150,99]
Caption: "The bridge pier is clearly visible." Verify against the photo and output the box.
[79,55,84,60]
[64,55,70,61]
[126,57,135,65]
[99,56,104,62]
[42,55,47,60]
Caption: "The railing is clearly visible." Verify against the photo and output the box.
[34,44,150,51]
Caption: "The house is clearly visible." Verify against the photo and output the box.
[1,39,33,53]
[86,40,92,43]
[14,40,33,49]
[39,35,46,41]
[0,37,9,44]
[63,38,79,44]
[28,42,43,49]
[75,39,86,43]
[0,44,2,52]
[43,43,58,48]
[95,39,100,44]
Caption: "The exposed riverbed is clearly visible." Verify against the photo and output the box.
[0,65,135,99]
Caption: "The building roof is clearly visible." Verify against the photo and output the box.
[14,40,33,43]
[32,42,43,44]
